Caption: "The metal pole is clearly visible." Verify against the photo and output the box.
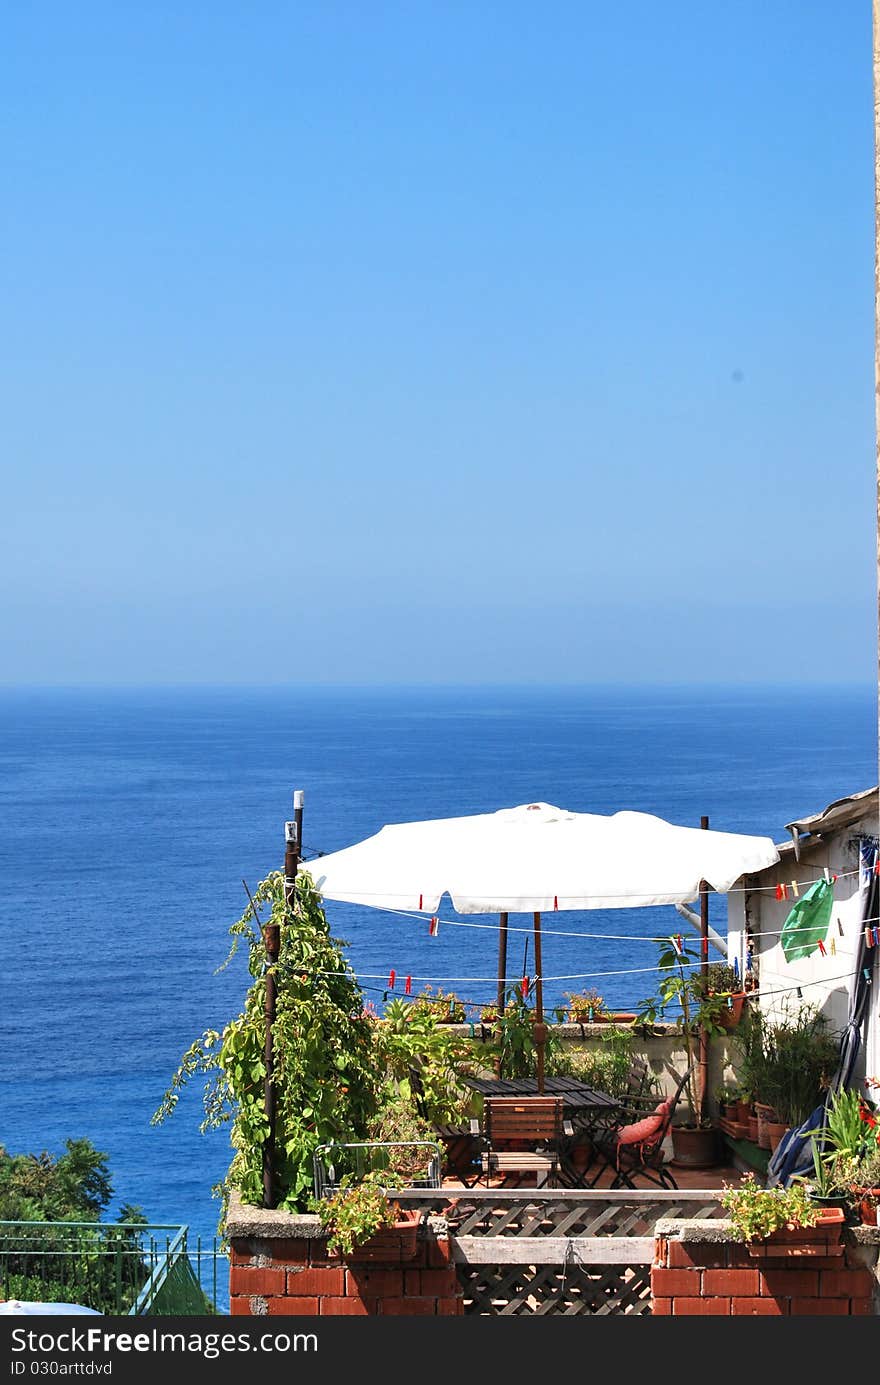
[263,788,304,1208]
[533,911,547,1094]
[495,912,509,1077]
[873,0,880,833]
[698,814,710,1126]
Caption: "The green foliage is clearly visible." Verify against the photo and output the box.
[476,987,565,1080]
[734,1004,838,1127]
[637,940,723,1126]
[806,1087,880,1202]
[560,1028,648,1101]
[721,1172,822,1240]
[314,1174,398,1256]
[0,1140,150,1312]
[375,1000,476,1125]
[565,988,608,1021]
[407,987,466,1023]
[153,869,384,1212]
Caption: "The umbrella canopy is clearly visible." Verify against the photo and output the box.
[310,801,780,914]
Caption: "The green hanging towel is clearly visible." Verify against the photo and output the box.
[780,878,834,961]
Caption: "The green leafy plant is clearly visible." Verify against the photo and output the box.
[408,986,466,1023]
[153,870,384,1213]
[565,988,609,1022]
[375,999,476,1125]
[314,1173,400,1256]
[560,1028,653,1102]
[637,939,728,1126]
[735,1004,838,1128]
[720,1172,822,1240]
[476,986,565,1079]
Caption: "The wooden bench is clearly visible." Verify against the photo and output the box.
[476,1097,573,1187]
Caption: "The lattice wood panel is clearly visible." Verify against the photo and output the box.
[458,1261,654,1315]
[444,1195,722,1240]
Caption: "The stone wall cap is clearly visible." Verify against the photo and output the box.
[656,1216,880,1248]
[224,1189,325,1240]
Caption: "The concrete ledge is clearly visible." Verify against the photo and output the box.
[224,1190,325,1240]
[656,1216,880,1248]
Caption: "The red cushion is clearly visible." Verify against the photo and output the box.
[616,1100,670,1148]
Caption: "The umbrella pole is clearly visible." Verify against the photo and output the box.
[496,912,509,1077]
[533,911,547,1094]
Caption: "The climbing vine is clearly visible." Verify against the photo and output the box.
[152,870,383,1212]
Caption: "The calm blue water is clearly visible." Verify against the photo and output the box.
[1,684,876,1268]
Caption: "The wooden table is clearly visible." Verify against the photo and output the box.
[464,1075,620,1120]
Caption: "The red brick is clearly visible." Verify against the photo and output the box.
[230,1241,255,1265]
[651,1298,671,1316]
[703,1269,760,1297]
[381,1297,437,1315]
[425,1236,453,1267]
[849,1298,875,1316]
[319,1297,378,1315]
[263,1238,313,1264]
[759,1269,819,1298]
[652,1268,702,1297]
[267,1296,319,1315]
[414,1269,460,1295]
[731,1297,786,1316]
[673,1297,731,1316]
[229,1296,252,1316]
[789,1298,848,1316]
[436,1298,464,1316]
[285,1266,345,1296]
[668,1242,727,1269]
[818,1269,873,1298]
[229,1266,285,1296]
[345,1267,406,1296]
[404,1270,421,1294]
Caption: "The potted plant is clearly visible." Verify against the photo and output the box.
[720,1172,844,1258]
[314,1171,421,1259]
[565,988,609,1023]
[637,940,722,1167]
[809,1086,880,1226]
[704,960,747,1030]
[409,986,466,1023]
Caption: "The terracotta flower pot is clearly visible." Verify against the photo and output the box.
[670,1125,721,1168]
[715,993,747,1031]
[767,1121,788,1152]
[341,1208,421,1262]
[747,1115,759,1142]
[735,1099,752,1123]
[858,1191,880,1227]
[754,1103,776,1150]
[746,1206,845,1260]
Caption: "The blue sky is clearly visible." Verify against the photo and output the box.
[1,2,876,684]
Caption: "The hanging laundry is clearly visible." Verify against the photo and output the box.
[780,878,834,962]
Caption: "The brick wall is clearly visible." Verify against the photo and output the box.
[225,1194,462,1317]
[651,1219,880,1317]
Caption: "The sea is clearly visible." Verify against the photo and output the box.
[1,683,876,1282]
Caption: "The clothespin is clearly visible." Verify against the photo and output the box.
[866,928,875,949]
[746,946,754,972]
[732,957,740,982]
[382,991,388,1002]
[817,939,827,957]
[874,927,880,947]
[796,987,803,999]
[775,884,785,902]
[388,969,396,990]
[553,895,559,910]
[838,918,844,936]
[823,867,831,884]
[830,937,837,956]
[405,975,412,995]
[429,916,439,936]
[874,860,880,877]
[790,880,800,898]
[864,969,873,985]
[521,976,529,998]
[727,995,733,1009]
[418,894,423,910]
[832,873,838,883]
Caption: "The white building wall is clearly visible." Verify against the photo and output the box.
[727,811,879,1089]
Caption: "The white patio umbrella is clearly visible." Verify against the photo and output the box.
[309,801,780,1087]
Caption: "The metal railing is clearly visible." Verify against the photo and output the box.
[0,1222,229,1315]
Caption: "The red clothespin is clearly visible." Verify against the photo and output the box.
[775,884,784,901]
[553,895,559,910]
[405,975,412,995]
[418,894,424,909]
[388,969,396,990]
[874,860,880,876]
[428,916,439,937]
[866,928,875,949]
[817,939,827,957]
[676,934,683,955]
[832,873,838,883]
[521,976,529,998]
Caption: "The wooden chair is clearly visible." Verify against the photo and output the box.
[475,1096,573,1187]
